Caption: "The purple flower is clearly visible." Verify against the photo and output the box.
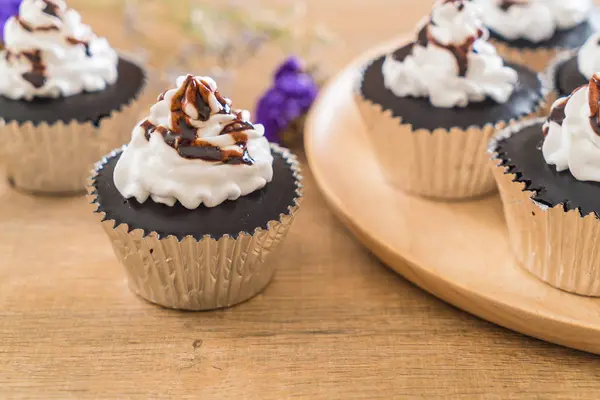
[0,0,21,43]
[256,56,319,143]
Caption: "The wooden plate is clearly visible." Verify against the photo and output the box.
[304,43,600,355]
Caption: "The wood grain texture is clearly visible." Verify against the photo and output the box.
[3,1,600,399]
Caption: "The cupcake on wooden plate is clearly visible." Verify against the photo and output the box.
[474,0,600,72]
[490,76,600,296]
[0,0,146,194]
[357,0,545,200]
[89,74,302,310]
[544,32,600,99]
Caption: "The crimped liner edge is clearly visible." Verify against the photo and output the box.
[489,117,600,219]
[88,143,304,242]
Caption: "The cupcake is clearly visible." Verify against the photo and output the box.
[357,0,544,200]
[474,0,600,72]
[0,0,146,194]
[545,32,600,99]
[490,76,600,296]
[89,74,303,310]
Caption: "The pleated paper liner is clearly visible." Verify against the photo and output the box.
[0,55,148,195]
[490,118,600,297]
[88,144,303,311]
[490,39,562,73]
[355,70,548,200]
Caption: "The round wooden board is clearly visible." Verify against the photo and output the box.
[304,42,600,355]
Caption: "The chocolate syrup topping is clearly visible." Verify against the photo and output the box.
[443,0,465,9]
[16,0,62,32]
[41,0,61,18]
[17,17,59,32]
[499,0,524,12]
[542,80,600,137]
[157,90,168,102]
[542,85,584,136]
[221,120,255,134]
[412,1,484,77]
[589,75,600,135]
[66,37,91,57]
[21,50,46,89]
[543,97,568,136]
[142,75,256,165]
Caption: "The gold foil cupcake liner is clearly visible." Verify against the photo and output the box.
[0,98,146,194]
[88,144,303,310]
[490,118,600,297]
[0,56,148,195]
[355,84,547,200]
[490,38,562,73]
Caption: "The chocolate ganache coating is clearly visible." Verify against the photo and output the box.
[0,57,145,126]
[498,76,600,216]
[495,121,600,216]
[555,55,588,98]
[360,44,543,131]
[93,148,299,240]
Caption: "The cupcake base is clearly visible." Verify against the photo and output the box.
[0,97,146,194]
[491,119,600,296]
[357,47,545,199]
[489,11,600,72]
[89,144,302,310]
[0,56,147,194]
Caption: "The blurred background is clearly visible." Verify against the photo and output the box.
[67,0,424,109]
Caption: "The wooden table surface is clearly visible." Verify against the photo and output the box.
[3,1,600,399]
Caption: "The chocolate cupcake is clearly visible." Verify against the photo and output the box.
[544,32,600,100]
[0,0,146,194]
[356,0,545,200]
[475,0,600,72]
[89,75,302,310]
[490,76,600,296]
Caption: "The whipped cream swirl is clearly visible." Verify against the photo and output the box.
[382,0,518,108]
[114,75,274,209]
[543,75,600,182]
[476,0,593,43]
[0,0,118,100]
[577,32,600,80]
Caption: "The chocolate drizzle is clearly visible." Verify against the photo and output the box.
[16,17,59,32]
[413,0,485,77]
[66,37,91,57]
[16,0,62,32]
[543,97,568,137]
[142,75,256,165]
[157,90,168,102]
[542,85,585,136]
[220,117,255,134]
[21,50,46,89]
[41,0,61,18]
[8,0,100,91]
[541,78,600,137]
[499,0,524,12]
[589,74,600,135]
